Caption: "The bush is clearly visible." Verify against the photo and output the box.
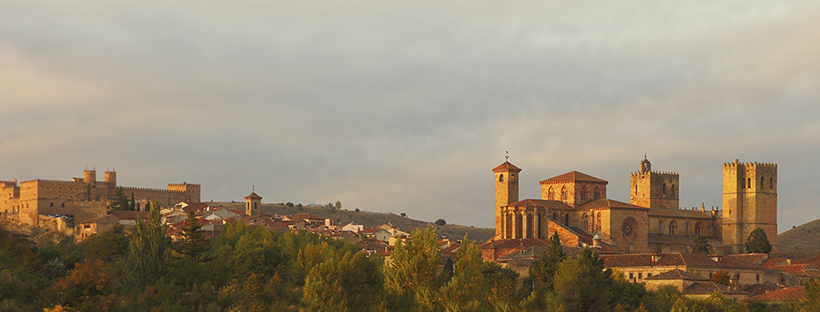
[435,219,446,226]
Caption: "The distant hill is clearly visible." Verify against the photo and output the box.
[778,219,820,252]
[211,201,495,242]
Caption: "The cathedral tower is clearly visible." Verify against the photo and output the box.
[722,160,777,253]
[630,156,679,209]
[493,160,520,238]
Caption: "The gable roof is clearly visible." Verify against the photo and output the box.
[746,286,805,303]
[579,199,648,210]
[643,269,707,281]
[540,171,608,184]
[244,192,262,200]
[683,281,748,295]
[492,161,521,173]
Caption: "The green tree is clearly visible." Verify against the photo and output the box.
[303,252,384,312]
[552,246,613,312]
[383,225,442,311]
[435,219,447,226]
[441,237,485,311]
[335,200,342,210]
[120,201,170,293]
[529,231,566,291]
[745,228,773,253]
[480,261,520,312]
[804,278,820,312]
[692,235,710,254]
[110,188,129,211]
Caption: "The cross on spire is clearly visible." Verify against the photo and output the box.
[505,151,509,162]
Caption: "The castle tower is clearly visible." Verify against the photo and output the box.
[722,159,777,253]
[104,170,117,185]
[493,160,520,238]
[245,190,262,216]
[83,169,96,184]
[630,156,679,209]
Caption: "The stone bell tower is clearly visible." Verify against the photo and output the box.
[245,188,262,217]
[493,157,520,239]
[722,160,777,253]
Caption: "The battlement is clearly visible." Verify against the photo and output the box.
[631,170,679,176]
[168,182,200,187]
[723,159,777,168]
[119,186,185,193]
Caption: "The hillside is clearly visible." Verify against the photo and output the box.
[211,201,495,242]
[778,219,820,252]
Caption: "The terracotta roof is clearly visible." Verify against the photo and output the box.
[492,161,521,173]
[743,283,784,297]
[683,281,748,295]
[746,286,804,303]
[578,199,648,210]
[648,207,714,219]
[244,192,262,200]
[539,171,608,184]
[602,253,771,270]
[648,234,726,248]
[479,238,551,250]
[644,269,707,281]
[80,214,119,225]
[505,199,572,210]
[109,211,150,220]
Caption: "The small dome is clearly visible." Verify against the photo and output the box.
[593,234,601,240]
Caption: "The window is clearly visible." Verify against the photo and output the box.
[594,187,600,200]
[756,274,760,282]
[499,174,504,182]
[511,174,516,182]
[580,186,587,201]
[50,202,53,207]
[638,273,642,279]
[629,273,633,279]
[695,223,702,236]
[548,187,555,200]
[668,221,676,235]
[748,178,751,189]
[647,273,652,277]
[663,183,667,196]
[596,213,602,231]
[61,203,65,208]
[761,176,765,189]
[671,184,676,198]
[770,177,773,189]
[582,214,589,231]
[560,186,568,202]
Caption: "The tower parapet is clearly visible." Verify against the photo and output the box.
[83,169,96,184]
[104,170,116,185]
[722,159,777,253]
[630,157,680,209]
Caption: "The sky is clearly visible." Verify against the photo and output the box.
[1,1,819,232]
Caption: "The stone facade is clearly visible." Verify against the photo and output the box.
[484,157,777,259]
[1,169,200,227]
[722,160,778,253]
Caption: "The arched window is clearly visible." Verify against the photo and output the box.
[50,202,53,207]
[634,184,638,195]
[663,183,667,196]
[770,177,773,189]
[499,174,504,182]
[671,185,676,198]
[594,187,600,200]
[552,212,557,220]
[748,178,751,189]
[560,186,568,202]
[61,203,65,208]
[564,214,569,226]
[669,221,677,235]
[742,179,745,188]
[548,187,555,200]
[511,174,516,182]
[582,214,589,231]
[695,223,702,236]
[596,212,602,231]
[580,186,587,201]
[761,176,765,189]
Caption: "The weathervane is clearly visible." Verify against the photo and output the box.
[505,151,509,162]
[252,185,255,192]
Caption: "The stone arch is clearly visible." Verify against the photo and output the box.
[561,186,568,202]
[548,187,555,200]
[580,185,587,201]
[582,213,589,231]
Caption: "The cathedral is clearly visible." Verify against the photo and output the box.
[482,157,777,261]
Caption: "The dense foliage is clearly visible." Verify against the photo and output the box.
[0,213,814,311]
[745,228,773,254]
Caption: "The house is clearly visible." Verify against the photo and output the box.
[746,286,805,304]
[600,253,782,286]
[360,228,392,241]
[75,214,119,242]
[108,211,150,232]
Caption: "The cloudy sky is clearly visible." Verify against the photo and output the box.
[2,1,819,232]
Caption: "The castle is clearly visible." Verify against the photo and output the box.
[1,168,200,226]
[483,157,776,259]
